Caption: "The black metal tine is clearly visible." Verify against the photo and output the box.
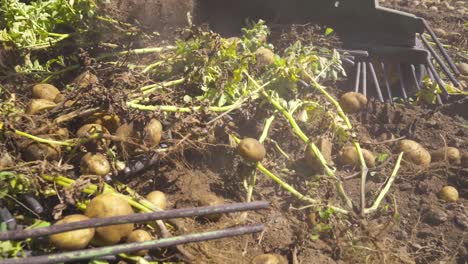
[426,59,449,99]
[423,20,460,75]
[354,61,361,92]
[367,62,384,102]
[420,35,459,87]
[362,62,367,96]
[397,64,408,102]
[381,62,393,104]
[410,65,421,91]
[342,57,355,66]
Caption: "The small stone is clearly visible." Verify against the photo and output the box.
[457,63,468,75]
[429,6,438,11]
[399,183,412,191]
[434,28,447,38]
[454,214,468,229]
[423,207,448,225]
[444,2,455,10]
[417,181,430,193]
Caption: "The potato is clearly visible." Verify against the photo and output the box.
[115,123,138,154]
[255,47,275,68]
[26,99,57,115]
[143,119,163,148]
[54,127,70,140]
[76,124,110,151]
[146,191,167,210]
[198,193,224,221]
[49,214,95,250]
[398,140,431,168]
[462,152,468,168]
[86,113,121,133]
[80,153,111,177]
[251,253,288,264]
[126,229,153,256]
[73,71,99,89]
[305,137,333,171]
[238,138,266,162]
[338,146,375,168]
[339,92,368,114]
[85,193,134,245]
[32,83,63,103]
[431,147,461,165]
[438,186,459,202]
[21,136,61,161]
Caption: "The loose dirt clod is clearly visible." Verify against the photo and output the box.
[339,92,368,114]
[439,186,459,202]
[305,137,333,171]
[26,99,57,115]
[238,138,266,162]
[126,229,153,256]
[397,139,431,168]
[80,152,111,177]
[146,191,167,210]
[250,253,288,264]
[115,122,138,154]
[197,193,224,221]
[32,83,64,103]
[49,214,95,250]
[73,71,99,89]
[85,193,134,245]
[86,113,121,133]
[431,147,461,165]
[461,152,468,168]
[338,146,375,168]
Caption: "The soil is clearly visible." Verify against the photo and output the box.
[1,0,467,264]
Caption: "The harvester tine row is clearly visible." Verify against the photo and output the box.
[422,19,460,75]
[368,62,384,102]
[381,62,394,104]
[397,64,409,102]
[425,65,443,104]
[420,35,459,87]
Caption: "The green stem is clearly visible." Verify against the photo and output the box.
[96,46,176,61]
[364,153,403,214]
[127,102,236,113]
[13,130,73,146]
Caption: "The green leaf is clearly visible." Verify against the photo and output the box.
[325,27,334,36]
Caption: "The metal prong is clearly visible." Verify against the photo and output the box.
[397,64,408,102]
[410,64,421,91]
[426,59,449,99]
[425,65,443,105]
[381,62,393,104]
[354,61,361,92]
[368,62,384,102]
[342,57,355,66]
[423,19,460,75]
[362,62,367,96]
[420,35,459,87]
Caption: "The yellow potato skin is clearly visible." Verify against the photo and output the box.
[49,214,95,250]
[238,138,266,162]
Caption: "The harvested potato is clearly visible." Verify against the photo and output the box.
[54,127,70,140]
[339,92,368,114]
[85,193,134,245]
[143,119,163,148]
[305,137,333,171]
[398,140,431,167]
[198,193,224,221]
[462,153,468,168]
[439,186,459,202]
[73,71,99,89]
[338,146,375,168]
[146,191,167,210]
[86,113,121,133]
[21,136,61,161]
[431,147,461,165]
[238,138,266,162]
[26,99,57,115]
[80,153,111,177]
[32,83,64,103]
[115,123,138,154]
[255,47,275,68]
[76,124,110,151]
[126,229,153,256]
[251,253,288,264]
[49,214,95,250]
